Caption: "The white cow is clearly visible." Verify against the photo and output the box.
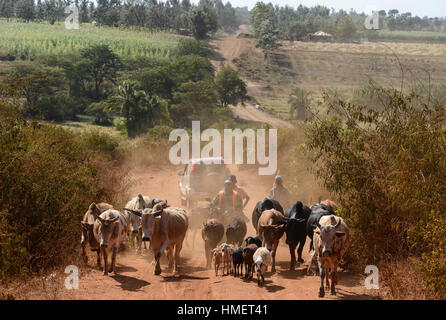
[93,209,128,276]
[312,214,349,297]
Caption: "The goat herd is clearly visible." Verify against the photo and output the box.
[81,195,350,298]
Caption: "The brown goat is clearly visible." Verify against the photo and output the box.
[243,243,258,280]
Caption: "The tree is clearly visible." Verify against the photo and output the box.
[79,0,90,23]
[43,0,58,24]
[190,4,218,39]
[334,11,357,41]
[0,0,14,20]
[215,67,247,107]
[85,101,114,125]
[16,0,36,22]
[251,1,275,37]
[171,80,219,127]
[79,45,121,100]
[255,33,281,60]
[288,87,311,120]
[108,80,171,137]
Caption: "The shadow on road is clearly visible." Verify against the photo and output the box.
[115,265,138,273]
[162,274,210,282]
[262,280,286,293]
[111,274,150,292]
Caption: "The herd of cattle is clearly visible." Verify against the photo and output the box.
[80,195,350,298]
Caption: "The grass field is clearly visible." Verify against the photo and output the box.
[0,20,180,58]
[377,30,446,43]
[237,40,446,119]
[54,115,124,137]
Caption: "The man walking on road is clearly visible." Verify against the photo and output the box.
[269,175,291,210]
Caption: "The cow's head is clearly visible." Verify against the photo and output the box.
[139,202,165,242]
[97,214,120,248]
[202,219,217,241]
[261,223,285,251]
[82,203,102,249]
[314,217,345,257]
[128,194,146,234]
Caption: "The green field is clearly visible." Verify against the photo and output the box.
[377,30,446,43]
[0,20,180,58]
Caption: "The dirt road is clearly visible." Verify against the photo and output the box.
[55,164,374,300]
[210,26,294,129]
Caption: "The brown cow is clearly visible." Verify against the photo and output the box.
[201,218,224,269]
[81,202,113,267]
[128,202,188,275]
[257,209,286,272]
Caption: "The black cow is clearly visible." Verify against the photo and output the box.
[306,203,336,251]
[284,201,312,269]
[226,216,247,246]
[251,198,284,233]
[244,236,262,248]
[231,247,244,277]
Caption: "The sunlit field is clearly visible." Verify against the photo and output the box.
[0,20,180,58]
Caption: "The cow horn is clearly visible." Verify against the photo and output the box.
[123,208,142,217]
[111,216,119,223]
[97,216,105,223]
[152,209,163,217]
[334,217,341,228]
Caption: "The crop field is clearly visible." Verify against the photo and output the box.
[377,29,446,43]
[237,39,446,119]
[0,20,180,58]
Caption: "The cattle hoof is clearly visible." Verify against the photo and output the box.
[318,289,325,298]
[298,258,304,263]
[330,289,336,295]
[154,268,162,275]
[271,267,276,273]
[103,271,108,276]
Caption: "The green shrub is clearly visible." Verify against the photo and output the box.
[175,38,213,58]
[144,125,173,142]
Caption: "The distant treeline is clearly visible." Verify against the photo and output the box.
[251,2,446,42]
[0,0,250,38]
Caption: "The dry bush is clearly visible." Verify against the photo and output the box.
[0,101,129,279]
[305,83,446,298]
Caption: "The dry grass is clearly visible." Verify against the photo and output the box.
[237,41,446,120]
[379,259,431,300]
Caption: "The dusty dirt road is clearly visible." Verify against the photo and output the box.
[210,25,295,129]
[56,164,375,300]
